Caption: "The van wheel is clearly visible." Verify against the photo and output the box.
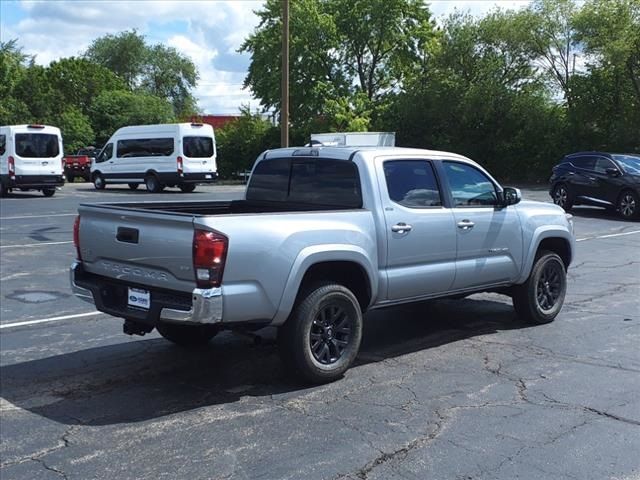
[179,184,196,193]
[93,173,106,190]
[156,323,218,347]
[145,174,164,193]
[42,187,56,197]
[128,183,139,190]
[512,251,566,324]
[0,182,6,197]
[278,282,363,384]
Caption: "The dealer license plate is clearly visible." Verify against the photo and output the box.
[128,287,150,310]
[205,174,212,179]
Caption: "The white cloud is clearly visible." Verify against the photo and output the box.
[428,0,530,20]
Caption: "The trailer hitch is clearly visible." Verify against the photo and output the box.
[123,319,154,336]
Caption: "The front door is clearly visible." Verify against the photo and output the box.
[440,161,523,290]
[378,159,457,301]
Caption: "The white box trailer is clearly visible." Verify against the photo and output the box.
[310,132,396,147]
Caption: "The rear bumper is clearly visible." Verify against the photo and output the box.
[158,171,218,185]
[70,261,223,326]
[2,174,65,189]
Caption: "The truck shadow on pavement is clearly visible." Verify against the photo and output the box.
[1,296,532,427]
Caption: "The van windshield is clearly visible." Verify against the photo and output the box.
[15,133,60,158]
[183,136,214,158]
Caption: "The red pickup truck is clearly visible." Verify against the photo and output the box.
[63,148,97,182]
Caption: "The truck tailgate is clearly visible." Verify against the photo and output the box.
[78,204,197,293]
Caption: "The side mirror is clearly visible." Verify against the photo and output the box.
[502,187,522,206]
[605,167,621,177]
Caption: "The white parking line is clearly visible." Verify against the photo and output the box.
[0,311,102,329]
[0,241,73,249]
[0,213,76,221]
[576,230,640,242]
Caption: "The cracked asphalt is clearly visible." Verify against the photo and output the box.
[1,182,639,480]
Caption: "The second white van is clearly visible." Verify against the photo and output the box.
[91,123,217,193]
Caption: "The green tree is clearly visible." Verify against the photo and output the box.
[59,108,95,153]
[84,30,199,116]
[90,90,175,144]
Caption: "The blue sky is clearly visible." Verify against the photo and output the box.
[1,0,530,114]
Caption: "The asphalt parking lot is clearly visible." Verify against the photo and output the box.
[1,182,639,480]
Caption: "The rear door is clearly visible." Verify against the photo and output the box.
[13,130,62,176]
[377,158,457,300]
[440,161,523,290]
[588,156,622,206]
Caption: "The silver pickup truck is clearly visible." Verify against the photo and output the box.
[71,146,575,383]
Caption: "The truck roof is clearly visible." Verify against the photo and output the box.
[263,146,475,164]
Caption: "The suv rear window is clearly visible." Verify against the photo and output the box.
[247,158,362,208]
[15,133,59,158]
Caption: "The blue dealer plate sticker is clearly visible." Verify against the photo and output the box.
[128,287,150,310]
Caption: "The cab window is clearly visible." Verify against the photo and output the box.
[383,160,442,208]
[443,161,499,207]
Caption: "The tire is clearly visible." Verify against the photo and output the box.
[179,184,196,193]
[128,183,139,190]
[66,173,75,183]
[144,174,164,193]
[617,190,639,220]
[42,187,56,197]
[93,173,106,190]
[0,182,6,198]
[156,323,218,347]
[512,251,567,324]
[552,183,573,211]
[278,282,363,384]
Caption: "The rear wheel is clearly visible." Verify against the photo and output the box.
[93,173,106,190]
[618,190,639,219]
[552,183,573,211]
[156,323,218,347]
[512,251,566,324]
[128,183,139,190]
[42,187,56,197]
[179,184,196,193]
[278,282,363,384]
[144,174,164,193]
[0,182,6,197]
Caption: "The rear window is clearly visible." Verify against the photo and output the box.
[247,158,362,208]
[0,134,5,155]
[117,138,174,158]
[183,136,214,158]
[15,133,60,158]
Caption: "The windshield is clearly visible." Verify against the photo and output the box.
[15,133,60,158]
[183,136,214,158]
[613,155,640,175]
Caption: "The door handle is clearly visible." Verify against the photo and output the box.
[457,220,475,230]
[391,223,412,233]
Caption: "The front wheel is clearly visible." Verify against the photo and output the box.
[512,251,567,324]
[93,173,106,190]
[156,323,219,347]
[145,174,164,193]
[42,187,56,197]
[278,283,363,384]
[552,183,573,211]
[618,190,639,220]
[0,182,6,197]
[179,184,196,193]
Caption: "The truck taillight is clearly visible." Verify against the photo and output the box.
[73,215,82,260]
[193,229,227,288]
[8,156,15,179]
[177,156,183,176]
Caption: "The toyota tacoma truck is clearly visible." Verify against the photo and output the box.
[71,146,575,383]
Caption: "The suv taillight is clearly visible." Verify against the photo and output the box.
[193,229,228,288]
[8,156,15,178]
[177,156,183,176]
[73,215,82,260]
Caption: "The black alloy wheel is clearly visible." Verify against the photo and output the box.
[618,190,638,219]
[309,304,353,365]
[553,184,572,211]
[535,260,564,312]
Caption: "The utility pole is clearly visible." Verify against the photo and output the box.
[281,0,289,147]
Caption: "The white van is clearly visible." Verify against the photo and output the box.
[0,124,65,197]
[91,123,217,193]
